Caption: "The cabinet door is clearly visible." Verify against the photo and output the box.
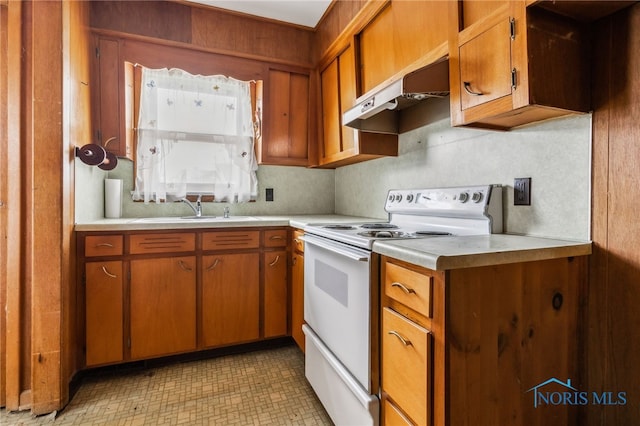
[93,36,131,158]
[130,256,196,359]
[290,251,305,351]
[459,17,513,111]
[85,261,123,366]
[260,68,310,166]
[201,253,260,347]
[382,307,432,426]
[264,250,288,338]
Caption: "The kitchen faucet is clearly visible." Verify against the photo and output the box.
[223,206,230,218]
[181,195,202,217]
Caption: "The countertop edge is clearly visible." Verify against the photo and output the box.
[373,235,592,271]
[74,215,380,232]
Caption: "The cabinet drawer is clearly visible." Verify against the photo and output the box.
[129,233,195,254]
[264,229,287,247]
[292,229,304,253]
[85,235,123,257]
[202,231,260,250]
[383,398,413,426]
[385,261,432,318]
[382,307,431,426]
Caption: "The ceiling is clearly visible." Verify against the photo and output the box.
[184,0,333,28]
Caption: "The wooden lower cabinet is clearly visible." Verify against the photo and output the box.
[290,249,304,351]
[85,260,124,366]
[263,249,288,338]
[381,255,586,426]
[79,227,291,368]
[201,253,260,347]
[130,256,197,359]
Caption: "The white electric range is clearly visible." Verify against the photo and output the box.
[302,185,503,426]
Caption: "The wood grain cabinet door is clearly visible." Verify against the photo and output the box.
[201,253,260,347]
[459,17,513,111]
[290,251,304,351]
[263,250,288,338]
[85,261,124,366]
[129,256,196,359]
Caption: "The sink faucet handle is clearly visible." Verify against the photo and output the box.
[223,206,230,218]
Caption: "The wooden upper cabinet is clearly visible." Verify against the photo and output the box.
[91,35,133,159]
[449,2,591,130]
[359,1,450,94]
[458,17,513,111]
[259,68,311,166]
[319,44,397,168]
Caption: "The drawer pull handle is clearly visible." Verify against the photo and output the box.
[463,81,483,96]
[269,255,280,267]
[178,260,193,272]
[391,282,416,294]
[294,238,302,244]
[206,259,221,271]
[96,243,114,248]
[101,266,117,278]
[269,235,284,240]
[388,330,412,346]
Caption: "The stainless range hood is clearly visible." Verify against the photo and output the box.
[342,57,449,134]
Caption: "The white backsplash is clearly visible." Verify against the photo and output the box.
[335,98,592,241]
[75,97,592,241]
[75,160,335,220]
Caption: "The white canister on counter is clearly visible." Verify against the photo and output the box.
[104,178,123,218]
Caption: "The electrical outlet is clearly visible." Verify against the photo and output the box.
[514,178,531,206]
[266,188,274,202]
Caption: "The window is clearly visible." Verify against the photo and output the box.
[132,66,261,203]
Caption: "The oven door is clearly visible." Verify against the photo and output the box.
[303,233,372,392]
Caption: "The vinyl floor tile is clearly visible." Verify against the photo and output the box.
[1,345,332,426]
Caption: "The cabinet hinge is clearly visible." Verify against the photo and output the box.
[511,68,517,90]
[127,338,131,348]
[96,129,101,143]
[510,17,515,40]
[95,46,100,58]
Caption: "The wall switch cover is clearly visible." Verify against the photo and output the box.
[266,188,274,202]
[514,178,531,206]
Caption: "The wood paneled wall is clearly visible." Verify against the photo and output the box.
[0,0,9,408]
[90,1,314,68]
[589,3,640,424]
[1,0,87,413]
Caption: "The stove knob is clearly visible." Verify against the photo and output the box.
[396,195,403,202]
[406,194,414,202]
[388,194,394,202]
[458,192,469,203]
[472,192,484,203]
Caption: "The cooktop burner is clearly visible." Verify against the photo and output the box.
[323,224,357,230]
[360,223,398,230]
[357,231,415,238]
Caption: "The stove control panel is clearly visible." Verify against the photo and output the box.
[385,185,503,229]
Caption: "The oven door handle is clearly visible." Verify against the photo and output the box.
[301,235,370,262]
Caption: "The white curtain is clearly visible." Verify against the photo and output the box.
[133,67,258,203]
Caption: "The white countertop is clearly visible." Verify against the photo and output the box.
[372,234,591,271]
[74,214,381,232]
